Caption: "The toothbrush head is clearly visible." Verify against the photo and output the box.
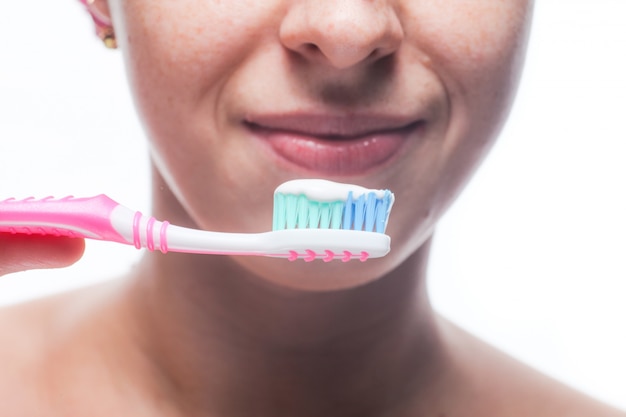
[272,179,394,233]
[268,180,394,262]
[273,180,394,233]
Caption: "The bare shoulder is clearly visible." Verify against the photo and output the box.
[436,315,626,417]
[0,281,167,417]
[0,289,78,416]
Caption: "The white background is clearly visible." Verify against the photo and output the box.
[1,0,625,410]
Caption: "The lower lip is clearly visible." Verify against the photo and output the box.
[248,122,421,176]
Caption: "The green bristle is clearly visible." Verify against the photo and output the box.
[297,195,309,228]
[330,201,344,229]
[273,193,348,231]
[285,194,299,229]
[308,200,321,228]
[273,192,285,230]
[319,202,331,229]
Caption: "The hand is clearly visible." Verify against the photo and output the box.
[0,234,85,276]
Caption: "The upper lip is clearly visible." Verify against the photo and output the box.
[243,113,423,139]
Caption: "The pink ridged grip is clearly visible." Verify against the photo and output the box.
[0,195,130,244]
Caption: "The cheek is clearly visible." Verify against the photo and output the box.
[411,1,532,61]
[450,5,532,177]
[389,1,533,245]
[117,3,237,109]
[415,1,532,166]
[110,1,283,226]
[404,1,532,107]
[113,0,279,128]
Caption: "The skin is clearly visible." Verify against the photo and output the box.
[1,0,624,415]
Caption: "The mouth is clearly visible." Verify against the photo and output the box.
[244,114,424,176]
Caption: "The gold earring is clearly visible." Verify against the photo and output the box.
[99,27,117,49]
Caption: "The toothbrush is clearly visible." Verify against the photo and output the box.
[0,179,394,262]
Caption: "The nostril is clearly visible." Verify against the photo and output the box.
[302,42,322,58]
[367,48,381,61]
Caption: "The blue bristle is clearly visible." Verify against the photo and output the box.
[375,190,392,232]
[353,194,366,231]
[365,192,377,232]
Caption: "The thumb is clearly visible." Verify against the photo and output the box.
[0,234,86,276]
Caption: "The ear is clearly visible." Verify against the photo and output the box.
[79,0,117,48]
[80,0,113,26]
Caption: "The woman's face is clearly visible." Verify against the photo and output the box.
[105,0,533,290]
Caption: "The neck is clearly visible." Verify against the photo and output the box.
[121,178,444,417]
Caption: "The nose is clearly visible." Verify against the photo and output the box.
[279,1,404,70]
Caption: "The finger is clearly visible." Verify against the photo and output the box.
[0,234,86,276]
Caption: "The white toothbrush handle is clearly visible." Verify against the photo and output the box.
[161,227,390,261]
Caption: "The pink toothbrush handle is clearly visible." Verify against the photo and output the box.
[0,196,390,261]
[0,195,136,245]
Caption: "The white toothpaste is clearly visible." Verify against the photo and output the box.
[274,179,388,201]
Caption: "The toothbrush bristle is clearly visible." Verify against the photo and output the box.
[273,189,394,233]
